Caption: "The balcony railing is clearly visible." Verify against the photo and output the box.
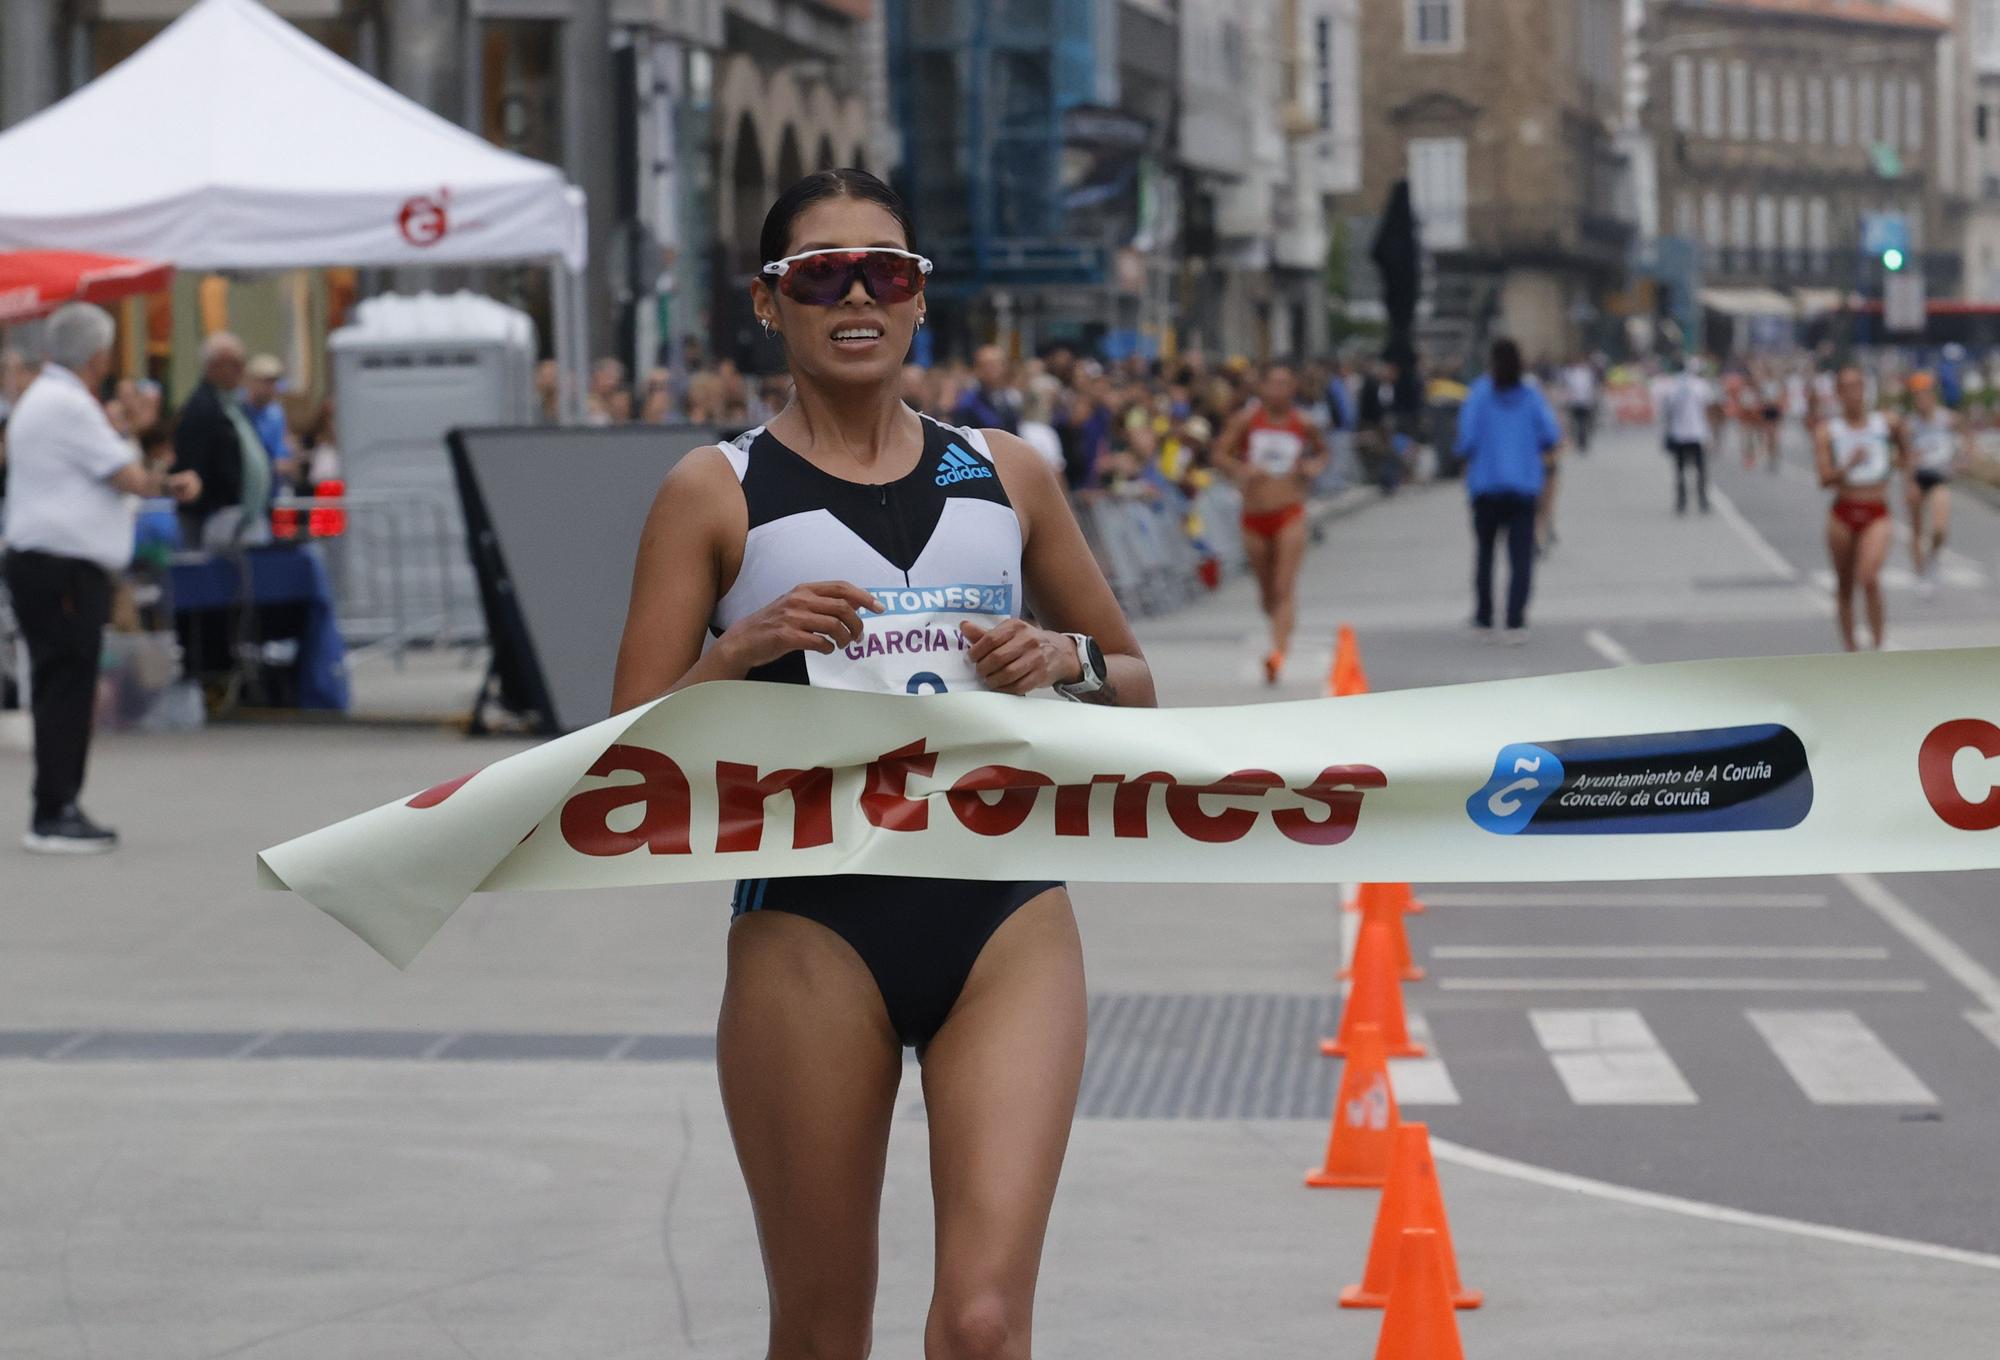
[1434,205,1635,267]
[1704,246,1964,295]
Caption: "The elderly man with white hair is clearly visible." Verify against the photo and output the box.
[1,303,199,853]
[172,330,268,548]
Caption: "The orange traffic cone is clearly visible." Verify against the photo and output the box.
[1306,1021,1400,1188]
[1345,880,1427,916]
[1321,919,1425,1058]
[1370,1229,1466,1360]
[1340,884,1424,982]
[1329,624,1370,697]
[1340,1123,1482,1311]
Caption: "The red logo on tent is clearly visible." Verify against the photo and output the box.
[397,190,451,248]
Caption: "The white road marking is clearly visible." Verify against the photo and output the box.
[1531,1008,1698,1105]
[1809,562,1988,593]
[1433,945,1888,961]
[1968,1010,2000,1054]
[1708,483,1799,580]
[1431,1136,2000,1273]
[1839,872,2000,1017]
[1747,1009,1937,1105]
[1391,1012,1461,1106]
[1422,891,1826,909]
[1584,628,1637,666]
[1438,977,1925,993]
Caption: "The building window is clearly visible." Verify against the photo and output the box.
[1807,197,1830,252]
[1756,195,1778,250]
[1673,57,1694,132]
[1676,191,1698,240]
[1407,136,1468,248]
[1704,191,1725,247]
[1782,196,1804,250]
[1701,60,1723,139]
[1731,193,1752,248]
[1806,76,1825,144]
[1881,76,1900,149]
[1731,62,1751,140]
[1781,75,1801,143]
[1857,74,1876,145]
[1832,75,1851,146]
[1407,0,1462,52]
[1754,71,1774,141]
[1221,21,1244,83]
[1904,79,1923,152]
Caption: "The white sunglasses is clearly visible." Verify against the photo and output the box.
[759,247,934,305]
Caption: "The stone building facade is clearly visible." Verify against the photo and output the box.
[1646,0,1953,309]
[1339,0,1631,364]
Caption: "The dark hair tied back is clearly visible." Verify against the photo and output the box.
[758,169,917,267]
[1489,337,1524,390]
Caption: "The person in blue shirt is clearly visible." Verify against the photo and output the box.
[1454,337,1561,642]
[241,354,297,486]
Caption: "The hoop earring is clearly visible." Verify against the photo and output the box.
[760,320,773,336]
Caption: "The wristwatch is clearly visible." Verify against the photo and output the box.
[1055,633,1107,700]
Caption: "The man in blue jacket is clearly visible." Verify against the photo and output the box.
[1454,337,1562,642]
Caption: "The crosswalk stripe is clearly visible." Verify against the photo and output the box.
[1421,891,1825,908]
[1531,1009,1698,1105]
[1967,1011,2000,1055]
[1432,945,1887,961]
[1390,1012,1460,1106]
[1439,977,1924,993]
[1747,1009,1936,1105]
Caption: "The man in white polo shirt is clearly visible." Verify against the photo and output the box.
[1,304,198,853]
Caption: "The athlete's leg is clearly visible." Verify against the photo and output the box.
[1244,529,1277,632]
[921,890,1087,1360]
[1536,466,1559,551]
[1855,514,1894,649]
[1267,512,1309,661]
[1825,514,1859,651]
[1931,486,1953,562]
[719,911,904,1360]
[1908,483,1929,575]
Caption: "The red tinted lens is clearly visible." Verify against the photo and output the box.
[779,252,866,305]
[859,254,926,303]
[776,251,925,306]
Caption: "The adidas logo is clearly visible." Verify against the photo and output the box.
[935,443,995,486]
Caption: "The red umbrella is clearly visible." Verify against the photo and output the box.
[0,250,174,323]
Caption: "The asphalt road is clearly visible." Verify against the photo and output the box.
[3,416,1998,1356]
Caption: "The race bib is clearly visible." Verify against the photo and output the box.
[804,582,1015,695]
[1247,427,1304,477]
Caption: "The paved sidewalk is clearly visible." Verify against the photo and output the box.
[5,1061,1996,1359]
[5,424,2000,1356]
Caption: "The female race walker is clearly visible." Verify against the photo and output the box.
[1814,365,1910,651]
[612,169,1155,1360]
[1214,365,1328,686]
[1903,371,1964,596]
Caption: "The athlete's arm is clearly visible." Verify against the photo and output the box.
[1812,420,1840,488]
[965,431,1156,707]
[610,448,880,711]
[1211,410,1253,481]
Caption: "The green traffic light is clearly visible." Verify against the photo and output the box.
[1883,247,1906,271]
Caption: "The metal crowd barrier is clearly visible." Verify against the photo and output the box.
[1075,479,1258,620]
[275,490,479,666]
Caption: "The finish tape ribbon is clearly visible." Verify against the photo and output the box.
[260,647,2000,967]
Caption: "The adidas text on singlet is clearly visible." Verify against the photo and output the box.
[712,414,1024,695]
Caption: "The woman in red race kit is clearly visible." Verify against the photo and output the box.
[612,170,1155,1359]
[1814,365,1910,651]
[1214,365,1329,685]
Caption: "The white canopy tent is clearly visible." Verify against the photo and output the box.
[0,0,588,417]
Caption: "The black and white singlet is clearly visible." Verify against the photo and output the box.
[718,413,1062,1050]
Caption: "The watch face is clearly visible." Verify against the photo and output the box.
[1084,637,1106,679]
